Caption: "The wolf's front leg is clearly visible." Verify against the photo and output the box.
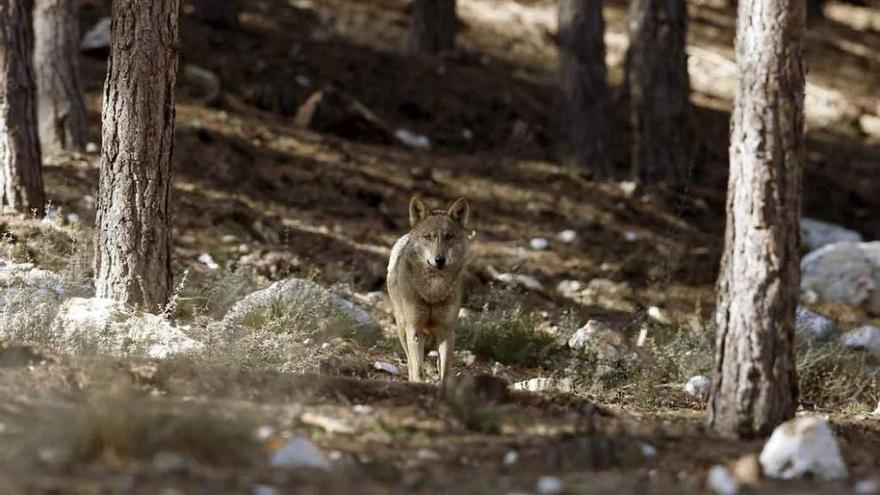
[437,331,455,388]
[405,327,425,382]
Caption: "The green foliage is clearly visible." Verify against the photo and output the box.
[456,306,560,367]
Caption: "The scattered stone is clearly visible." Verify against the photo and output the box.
[536,475,564,495]
[455,349,477,366]
[223,278,381,344]
[623,231,638,242]
[503,450,519,465]
[394,129,431,149]
[855,478,880,495]
[557,229,578,243]
[373,361,399,375]
[353,404,373,415]
[647,306,672,325]
[840,325,880,356]
[300,412,356,435]
[256,425,274,440]
[65,213,80,224]
[567,320,625,360]
[731,454,761,485]
[684,375,711,400]
[759,416,848,480]
[556,279,584,296]
[198,253,219,270]
[707,465,739,495]
[50,298,203,359]
[182,64,222,105]
[416,448,440,461]
[295,75,311,87]
[269,437,330,470]
[462,128,474,140]
[640,443,657,458]
[252,485,280,495]
[529,237,549,250]
[513,377,573,393]
[795,307,835,340]
[800,218,863,251]
[85,142,99,153]
[619,181,638,198]
[800,242,880,315]
[562,278,636,312]
[494,272,545,292]
[81,17,110,52]
[458,307,471,319]
[859,114,880,139]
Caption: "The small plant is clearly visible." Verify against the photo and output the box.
[456,306,560,368]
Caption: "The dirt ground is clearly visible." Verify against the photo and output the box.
[2,0,880,493]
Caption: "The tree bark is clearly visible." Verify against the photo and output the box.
[627,0,690,184]
[558,0,610,177]
[405,0,456,54]
[94,0,179,311]
[708,0,805,438]
[0,0,45,214]
[193,0,238,28]
[33,0,88,155]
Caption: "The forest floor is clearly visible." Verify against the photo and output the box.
[1,0,880,493]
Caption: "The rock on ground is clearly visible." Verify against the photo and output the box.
[795,307,836,340]
[269,437,330,470]
[684,375,711,400]
[759,416,848,480]
[513,377,574,393]
[0,260,75,343]
[840,325,880,356]
[51,298,203,358]
[707,465,739,495]
[222,277,382,344]
[800,218,862,252]
[800,242,880,314]
[558,278,636,312]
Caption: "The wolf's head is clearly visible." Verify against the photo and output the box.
[407,196,471,272]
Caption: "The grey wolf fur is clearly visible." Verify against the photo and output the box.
[387,197,471,386]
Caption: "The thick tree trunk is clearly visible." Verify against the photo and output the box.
[94,0,179,311]
[708,0,805,438]
[0,0,45,214]
[558,0,610,177]
[405,0,456,54]
[33,0,88,155]
[193,0,238,28]
[627,0,690,184]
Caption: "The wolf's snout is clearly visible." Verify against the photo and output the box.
[433,256,446,269]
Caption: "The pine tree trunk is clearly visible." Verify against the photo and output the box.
[94,0,179,311]
[558,0,610,177]
[708,0,805,438]
[33,0,88,155]
[0,0,45,214]
[193,0,238,28]
[627,0,690,184]
[405,0,456,54]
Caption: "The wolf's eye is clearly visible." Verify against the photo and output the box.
[444,233,454,241]
[423,233,434,241]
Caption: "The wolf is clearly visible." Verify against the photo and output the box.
[387,196,471,387]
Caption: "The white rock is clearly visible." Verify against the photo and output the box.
[619,181,638,198]
[269,437,330,470]
[684,375,711,400]
[252,485,280,495]
[65,213,80,224]
[556,279,584,297]
[801,242,880,314]
[513,377,573,393]
[495,273,544,292]
[198,253,219,270]
[647,306,672,325]
[456,349,476,366]
[353,404,373,415]
[373,361,399,375]
[529,238,549,250]
[640,443,657,458]
[557,230,578,243]
[503,450,519,465]
[536,475,563,495]
[707,465,739,495]
[567,320,616,354]
[81,17,110,51]
[85,142,99,153]
[856,479,880,495]
[256,425,274,440]
[759,416,848,480]
[458,307,470,319]
[623,231,638,242]
[461,128,474,140]
[223,278,381,343]
[51,297,203,358]
[840,325,880,356]
[795,307,835,340]
[295,75,311,87]
[800,218,862,251]
[394,129,431,149]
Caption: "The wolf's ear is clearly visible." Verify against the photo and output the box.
[447,198,469,227]
[409,196,429,227]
